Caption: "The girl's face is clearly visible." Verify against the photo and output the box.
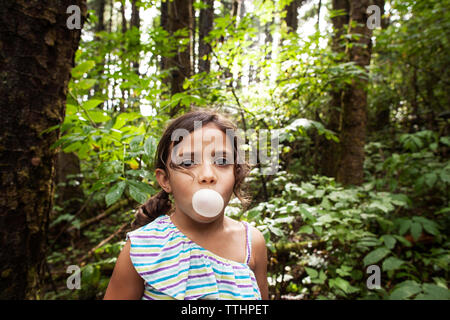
[156,123,236,223]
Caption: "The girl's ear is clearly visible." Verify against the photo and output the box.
[155,168,172,193]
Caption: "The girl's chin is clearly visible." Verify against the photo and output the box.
[189,210,224,223]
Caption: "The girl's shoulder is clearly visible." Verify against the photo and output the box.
[127,215,170,235]
[225,217,265,242]
[125,215,175,246]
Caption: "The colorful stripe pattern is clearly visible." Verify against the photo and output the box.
[126,215,261,300]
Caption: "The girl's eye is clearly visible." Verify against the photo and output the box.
[181,159,195,167]
[215,157,230,166]
[180,158,231,167]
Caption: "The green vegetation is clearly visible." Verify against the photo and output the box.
[43,0,449,300]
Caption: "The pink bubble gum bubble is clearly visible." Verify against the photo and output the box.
[192,189,224,218]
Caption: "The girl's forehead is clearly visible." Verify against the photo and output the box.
[174,124,234,153]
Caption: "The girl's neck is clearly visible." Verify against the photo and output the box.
[169,207,226,237]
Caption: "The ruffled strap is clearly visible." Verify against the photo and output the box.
[242,221,252,265]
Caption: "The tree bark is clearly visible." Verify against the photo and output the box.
[284,0,303,33]
[163,0,193,116]
[131,0,141,74]
[0,0,86,299]
[198,0,214,73]
[370,0,390,131]
[95,0,106,33]
[160,0,169,71]
[120,0,127,34]
[319,0,349,178]
[336,0,373,185]
[93,0,107,102]
[231,0,242,20]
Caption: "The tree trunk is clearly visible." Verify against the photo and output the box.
[93,0,107,102]
[371,0,390,131]
[95,0,106,33]
[164,0,193,116]
[120,0,127,34]
[160,0,169,71]
[284,0,303,33]
[231,0,242,21]
[198,0,214,73]
[131,0,141,74]
[119,0,128,113]
[0,0,86,299]
[335,0,373,185]
[319,0,349,178]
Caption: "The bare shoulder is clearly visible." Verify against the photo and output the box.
[103,239,144,299]
[224,216,246,233]
[248,224,269,300]
[248,224,266,248]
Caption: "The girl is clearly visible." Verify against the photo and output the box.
[104,108,268,300]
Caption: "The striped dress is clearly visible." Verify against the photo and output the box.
[126,214,261,300]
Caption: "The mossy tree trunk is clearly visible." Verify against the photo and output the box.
[319,0,350,179]
[161,0,193,117]
[321,0,373,186]
[335,0,373,186]
[198,0,214,73]
[0,0,86,299]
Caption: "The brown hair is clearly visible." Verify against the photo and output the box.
[131,108,252,229]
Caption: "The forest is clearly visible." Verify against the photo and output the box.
[0,0,449,300]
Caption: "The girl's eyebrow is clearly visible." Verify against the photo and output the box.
[178,150,233,157]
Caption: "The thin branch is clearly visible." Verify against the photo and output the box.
[78,222,129,264]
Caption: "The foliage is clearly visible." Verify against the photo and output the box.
[42,0,449,300]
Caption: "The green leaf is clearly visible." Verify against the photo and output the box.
[389,281,422,300]
[105,181,126,207]
[329,277,359,294]
[128,183,149,204]
[424,172,437,188]
[416,284,450,300]
[398,219,412,235]
[77,79,97,90]
[393,235,412,247]
[415,217,440,236]
[269,225,284,237]
[363,247,391,267]
[113,112,142,129]
[144,136,157,159]
[389,194,411,208]
[336,265,352,277]
[410,222,422,241]
[87,110,111,123]
[71,60,95,78]
[127,180,154,195]
[82,99,104,110]
[299,205,313,220]
[129,135,144,151]
[298,225,313,234]
[439,136,450,147]
[382,235,397,250]
[311,270,327,284]
[304,267,318,278]
[246,208,261,220]
[369,200,393,213]
[382,257,405,271]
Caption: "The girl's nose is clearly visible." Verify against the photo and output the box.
[198,162,216,184]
